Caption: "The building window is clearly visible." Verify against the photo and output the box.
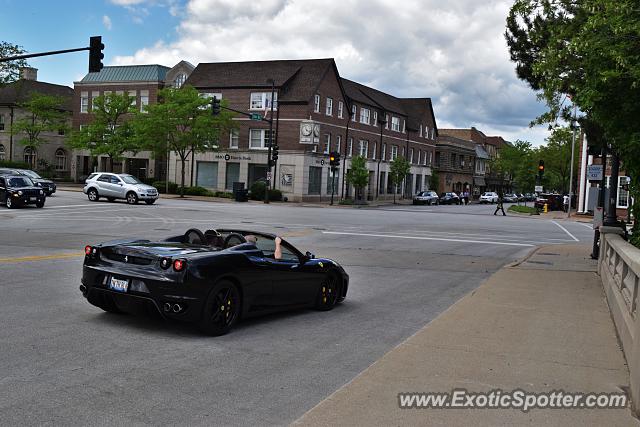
[128,90,137,108]
[338,101,344,118]
[419,125,423,137]
[385,114,389,129]
[358,140,369,157]
[431,128,435,139]
[55,148,67,171]
[451,153,457,168]
[402,119,406,133]
[0,144,5,160]
[373,111,378,127]
[314,94,320,113]
[336,135,342,154]
[372,142,377,160]
[308,166,322,195]
[80,91,89,113]
[410,148,414,163]
[249,129,274,149]
[348,138,353,157]
[225,162,240,190]
[324,134,331,154]
[391,116,400,132]
[0,114,5,131]
[391,145,398,160]
[417,150,421,165]
[327,167,339,194]
[402,147,405,158]
[58,128,65,136]
[382,143,386,161]
[229,129,239,149]
[360,108,370,125]
[424,126,429,138]
[174,73,187,88]
[618,176,630,208]
[24,147,36,167]
[352,105,357,121]
[140,90,149,112]
[250,92,277,110]
[326,97,333,116]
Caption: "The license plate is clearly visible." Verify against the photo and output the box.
[29,197,36,201]
[109,277,129,292]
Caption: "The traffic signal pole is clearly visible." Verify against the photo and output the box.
[264,80,275,204]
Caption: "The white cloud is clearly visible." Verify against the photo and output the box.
[110,0,148,5]
[102,15,113,30]
[112,0,550,144]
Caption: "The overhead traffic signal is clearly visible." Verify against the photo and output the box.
[211,96,221,116]
[272,144,279,161]
[88,36,104,73]
[538,159,545,178]
[329,151,340,167]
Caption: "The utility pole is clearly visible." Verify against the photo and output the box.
[567,104,577,218]
[591,143,607,259]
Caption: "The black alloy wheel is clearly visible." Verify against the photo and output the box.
[315,273,339,311]
[198,280,241,336]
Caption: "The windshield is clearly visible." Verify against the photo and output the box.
[20,170,41,179]
[8,177,34,187]
[121,175,142,184]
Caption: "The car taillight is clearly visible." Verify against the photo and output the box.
[85,245,92,255]
[173,259,186,272]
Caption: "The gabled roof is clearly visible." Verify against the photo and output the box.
[0,79,74,110]
[79,65,171,83]
[341,78,406,115]
[186,59,337,103]
[399,98,437,133]
[475,144,491,159]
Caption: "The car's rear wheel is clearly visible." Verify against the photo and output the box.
[315,272,340,311]
[126,192,139,205]
[198,280,241,336]
[145,199,156,205]
[87,188,99,202]
[6,197,14,209]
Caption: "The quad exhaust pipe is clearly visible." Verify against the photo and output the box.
[163,302,183,313]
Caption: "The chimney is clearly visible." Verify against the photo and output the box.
[20,67,38,81]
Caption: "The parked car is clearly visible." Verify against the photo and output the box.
[503,193,519,203]
[479,192,499,204]
[15,169,57,196]
[534,193,564,211]
[83,173,159,205]
[439,192,461,205]
[413,191,439,205]
[524,193,536,202]
[80,228,349,335]
[0,174,46,208]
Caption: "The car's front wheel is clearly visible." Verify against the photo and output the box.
[315,273,340,311]
[36,200,45,208]
[87,188,99,202]
[126,192,139,205]
[198,280,241,336]
[6,197,14,209]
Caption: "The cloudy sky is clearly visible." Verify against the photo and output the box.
[2,0,550,144]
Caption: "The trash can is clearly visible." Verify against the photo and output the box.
[233,182,248,202]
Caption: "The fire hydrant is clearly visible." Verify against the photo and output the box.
[543,203,548,213]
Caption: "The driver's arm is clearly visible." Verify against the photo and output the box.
[274,237,282,260]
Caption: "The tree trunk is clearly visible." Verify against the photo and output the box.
[393,184,396,204]
[180,157,186,198]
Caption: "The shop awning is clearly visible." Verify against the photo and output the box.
[474,176,486,186]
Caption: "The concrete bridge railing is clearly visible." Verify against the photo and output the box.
[599,226,640,415]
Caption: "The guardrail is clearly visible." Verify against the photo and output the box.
[599,226,640,415]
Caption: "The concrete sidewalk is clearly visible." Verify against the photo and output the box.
[294,244,637,426]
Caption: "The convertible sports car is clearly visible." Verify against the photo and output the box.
[80,228,349,336]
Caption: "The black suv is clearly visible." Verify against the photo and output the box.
[0,174,46,208]
[0,168,56,196]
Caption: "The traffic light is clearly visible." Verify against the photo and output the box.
[89,36,104,73]
[329,151,340,167]
[272,144,279,161]
[211,96,221,116]
[538,159,545,178]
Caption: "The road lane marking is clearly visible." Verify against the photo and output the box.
[0,252,84,263]
[578,222,593,229]
[550,220,580,241]
[321,231,534,247]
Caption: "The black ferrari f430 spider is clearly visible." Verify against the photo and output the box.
[80,228,349,335]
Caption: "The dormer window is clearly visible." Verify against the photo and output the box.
[174,73,187,88]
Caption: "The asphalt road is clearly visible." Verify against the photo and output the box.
[0,191,594,426]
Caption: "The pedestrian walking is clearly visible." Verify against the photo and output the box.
[464,191,470,205]
[563,194,570,213]
[494,193,506,216]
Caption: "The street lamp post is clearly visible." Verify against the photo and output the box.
[264,79,275,204]
[567,104,577,218]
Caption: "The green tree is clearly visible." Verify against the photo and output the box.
[536,127,579,193]
[346,155,369,203]
[67,92,138,172]
[132,85,234,196]
[491,140,536,194]
[0,41,28,85]
[10,93,70,153]
[389,155,410,204]
[429,170,440,193]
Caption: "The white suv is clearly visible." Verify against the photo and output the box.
[83,173,159,205]
[479,192,499,204]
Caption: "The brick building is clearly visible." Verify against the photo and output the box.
[0,67,73,177]
[178,58,438,202]
[72,61,194,181]
[433,135,476,194]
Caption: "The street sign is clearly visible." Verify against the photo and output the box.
[250,113,263,121]
[587,165,603,181]
[535,185,543,193]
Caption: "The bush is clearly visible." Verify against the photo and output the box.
[183,186,214,196]
[250,181,267,200]
[268,189,283,201]
[339,198,354,205]
[508,205,539,214]
[152,181,178,194]
[214,191,234,198]
[0,160,31,169]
